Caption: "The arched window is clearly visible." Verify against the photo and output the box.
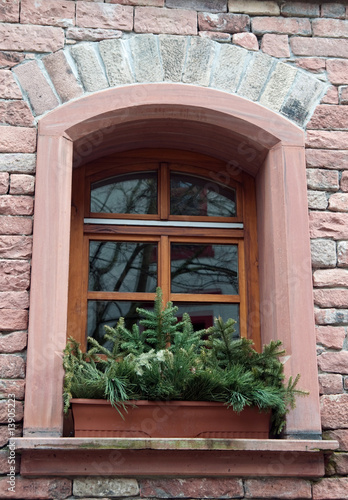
[67,150,260,350]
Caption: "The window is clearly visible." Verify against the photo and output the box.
[67,150,260,350]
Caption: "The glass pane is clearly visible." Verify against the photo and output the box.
[87,300,152,346]
[175,303,240,337]
[89,241,157,293]
[91,172,157,214]
[171,173,236,217]
[171,243,238,295]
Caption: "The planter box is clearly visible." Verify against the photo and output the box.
[71,399,271,438]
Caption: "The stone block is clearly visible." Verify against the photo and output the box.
[315,307,348,325]
[313,19,348,38]
[135,7,197,35]
[99,39,134,86]
[159,35,188,82]
[198,12,249,33]
[211,43,247,92]
[129,34,164,82]
[182,37,216,86]
[66,27,123,42]
[0,310,28,331]
[9,174,35,195]
[342,171,348,191]
[0,195,33,216]
[324,429,348,451]
[0,291,29,309]
[310,212,348,240]
[0,449,20,474]
[0,173,8,194]
[0,23,64,52]
[331,452,348,474]
[200,31,231,42]
[327,59,348,85]
[20,0,75,28]
[0,154,36,174]
[232,32,258,51]
[322,85,339,104]
[0,0,19,22]
[0,424,22,447]
[0,101,34,127]
[316,326,346,350]
[0,260,30,291]
[314,289,348,309]
[76,2,133,30]
[166,0,227,12]
[319,374,343,395]
[238,51,273,101]
[228,0,280,16]
[0,354,25,378]
[338,241,348,266]
[282,72,324,125]
[308,105,348,129]
[0,127,36,154]
[0,70,21,99]
[0,331,27,354]
[306,149,348,170]
[140,478,244,498]
[329,193,348,212]
[0,51,24,70]
[340,86,348,105]
[321,3,346,19]
[297,58,326,74]
[281,2,319,17]
[313,269,348,288]
[291,37,348,57]
[259,62,297,111]
[14,60,59,116]
[0,216,33,236]
[321,394,348,429]
[307,169,339,191]
[244,478,311,499]
[73,478,139,498]
[108,0,163,4]
[0,477,72,499]
[70,43,109,92]
[261,33,290,58]
[307,190,328,210]
[310,238,336,268]
[252,16,311,35]
[306,131,348,150]
[313,478,348,499]
[0,236,32,259]
[0,399,23,422]
[43,51,83,103]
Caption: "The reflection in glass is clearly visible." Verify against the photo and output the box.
[89,241,157,293]
[171,243,238,295]
[175,303,240,337]
[91,172,157,214]
[171,173,236,217]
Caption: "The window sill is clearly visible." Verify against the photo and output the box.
[14,437,338,477]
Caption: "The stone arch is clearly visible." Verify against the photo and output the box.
[12,34,326,127]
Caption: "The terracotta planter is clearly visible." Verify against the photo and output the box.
[71,399,271,438]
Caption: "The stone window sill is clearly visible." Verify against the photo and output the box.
[14,437,338,477]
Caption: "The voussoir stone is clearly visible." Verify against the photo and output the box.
[43,51,83,103]
[70,43,108,92]
[99,39,134,86]
[259,61,297,112]
[211,43,248,93]
[159,35,188,82]
[183,37,217,86]
[129,35,164,82]
[281,72,324,125]
[238,51,273,101]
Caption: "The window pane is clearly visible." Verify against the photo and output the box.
[89,241,157,293]
[170,173,236,217]
[91,172,157,214]
[87,300,152,346]
[175,303,239,337]
[171,243,238,295]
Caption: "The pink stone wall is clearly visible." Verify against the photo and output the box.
[1,0,348,498]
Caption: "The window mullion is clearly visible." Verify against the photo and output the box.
[159,235,170,305]
[159,163,170,220]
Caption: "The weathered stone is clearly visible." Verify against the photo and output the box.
[0,399,23,422]
[259,62,297,111]
[321,394,348,430]
[198,12,249,33]
[129,34,164,82]
[0,0,19,22]
[135,7,197,35]
[0,70,21,99]
[281,72,324,125]
[9,174,35,195]
[43,51,83,103]
[307,190,328,210]
[159,35,188,82]
[0,23,64,52]
[66,27,122,42]
[0,127,36,154]
[342,171,348,191]
[297,58,326,74]
[140,478,244,498]
[0,289,29,308]
[0,477,72,499]
[324,429,348,451]
[166,0,226,12]
[0,195,33,216]
[0,354,25,378]
[232,32,258,51]
[314,269,348,288]
[244,478,311,499]
[313,478,348,499]
[99,39,134,86]
[261,34,290,58]
[340,86,348,105]
[0,216,33,236]
[183,37,216,86]
[238,51,273,101]
[322,85,339,104]
[307,169,339,191]
[0,154,36,174]
[306,149,348,170]
[0,331,27,354]
[281,2,319,17]
[211,43,248,92]
[0,101,34,127]
[310,238,336,268]
[252,16,311,35]
[14,60,59,116]
[313,19,348,38]
[199,31,231,42]
[314,289,348,309]
[0,173,8,194]
[108,0,163,5]
[315,307,348,325]
[331,452,348,475]
[316,326,346,350]
[0,236,32,259]
[321,3,346,19]
[319,374,343,395]
[21,0,75,28]
[308,105,348,129]
[74,478,139,498]
[310,212,348,239]
[329,193,348,212]
[76,2,133,30]
[327,59,348,85]
[0,51,25,69]
[338,241,348,266]
[70,44,109,92]
[228,0,279,16]
[306,131,348,150]
[291,37,348,58]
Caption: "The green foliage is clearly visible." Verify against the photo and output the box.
[63,288,306,434]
